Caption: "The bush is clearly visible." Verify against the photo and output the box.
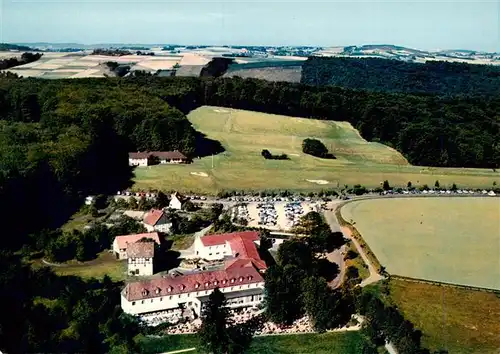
[302,139,335,159]
[261,149,289,160]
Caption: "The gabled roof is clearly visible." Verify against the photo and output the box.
[126,242,155,258]
[123,265,263,301]
[128,151,187,160]
[114,232,161,250]
[154,151,187,160]
[143,209,168,226]
[200,231,267,271]
[129,152,150,159]
[170,191,187,203]
[200,231,259,247]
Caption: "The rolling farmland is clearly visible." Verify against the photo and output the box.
[341,197,500,290]
[133,106,499,193]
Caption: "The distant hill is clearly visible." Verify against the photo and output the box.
[0,43,34,51]
[301,57,500,96]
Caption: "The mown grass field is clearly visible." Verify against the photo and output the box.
[32,252,126,281]
[341,197,500,290]
[133,106,499,194]
[136,332,365,354]
[388,279,500,354]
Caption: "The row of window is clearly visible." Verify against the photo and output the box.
[128,258,151,263]
[132,285,264,306]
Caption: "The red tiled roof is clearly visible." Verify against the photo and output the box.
[128,151,187,160]
[126,242,155,258]
[143,209,166,226]
[123,266,264,301]
[115,232,161,250]
[201,231,259,247]
[201,231,266,271]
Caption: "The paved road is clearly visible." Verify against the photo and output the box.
[322,201,346,288]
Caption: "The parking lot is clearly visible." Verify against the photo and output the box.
[235,201,322,231]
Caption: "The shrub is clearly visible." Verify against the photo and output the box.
[302,139,335,159]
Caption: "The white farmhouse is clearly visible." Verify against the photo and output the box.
[169,192,186,210]
[129,151,188,167]
[143,209,172,233]
[193,231,266,271]
[127,241,155,276]
[128,152,149,167]
[112,232,161,260]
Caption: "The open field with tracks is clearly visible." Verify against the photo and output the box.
[387,279,500,353]
[133,106,499,194]
[341,197,500,289]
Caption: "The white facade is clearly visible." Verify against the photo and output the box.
[112,238,128,259]
[144,221,172,234]
[169,196,183,210]
[193,237,232,261]
[128,257,154,276]
[129,158,148,167]
[121,281,265,316]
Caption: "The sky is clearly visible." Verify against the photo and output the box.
[1,0,499,52]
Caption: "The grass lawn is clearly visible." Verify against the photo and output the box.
[168,234,195,251]
[136,332,365,354]
[132,106,498,194]
[33,252,127,281]
[344,241,370,280]
[248,332,365,354]
[341,197,500,290]
[61,210,95,232]
[388,279,500,353]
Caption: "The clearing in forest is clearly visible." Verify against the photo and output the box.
[133,106,499,193]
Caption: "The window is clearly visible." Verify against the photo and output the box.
[132,302,136,306]
[169,296,172,300]
[151,299,153,303]
[209,253,212,256]
[160,297,163,301]
[141,300,144,304]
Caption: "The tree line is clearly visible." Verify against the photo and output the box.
[301,56,500,96]
[3,75,498,170]
[0,52,43,70]
[0,252,141,353]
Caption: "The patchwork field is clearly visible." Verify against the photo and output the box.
[341,197,500,289]
[133,106,499,193]
[1,51,183,78]
[388,279,500,353]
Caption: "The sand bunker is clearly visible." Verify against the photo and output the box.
[191,172,208,177]
[214,109,229,113]
[306,179,329,185]
[289,153,300,157]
